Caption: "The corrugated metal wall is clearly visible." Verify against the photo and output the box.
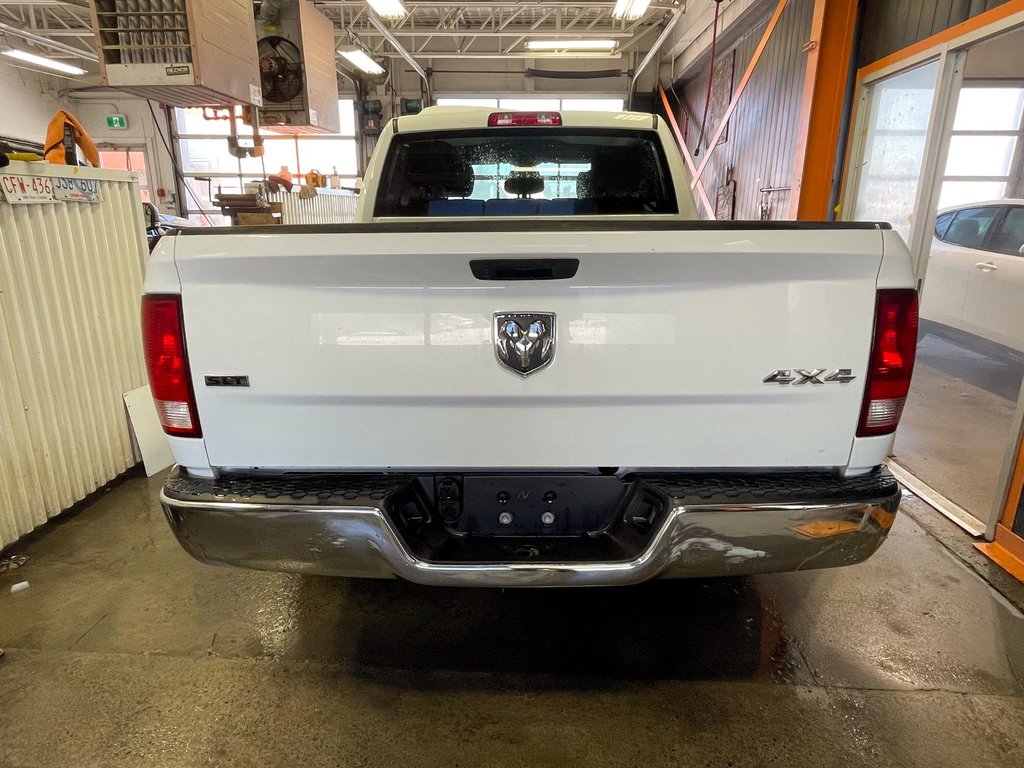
[675,0,814,220]
[0,163,148,549]
[269,189,359,225]
[858,0,1013,66]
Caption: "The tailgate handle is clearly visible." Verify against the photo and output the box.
[471,259,579,281]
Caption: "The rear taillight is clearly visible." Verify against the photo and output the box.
[142,295,201,438]
[857,289,919,438]
[487,112,562,127]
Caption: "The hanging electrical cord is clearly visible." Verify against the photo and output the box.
[694,0,726,156]
[147,101,215,226]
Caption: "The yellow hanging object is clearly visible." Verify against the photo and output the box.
[43,110,100,167]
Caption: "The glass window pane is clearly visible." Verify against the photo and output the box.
[176,107,253,137]
[851,60,940,243]
[498,98,560,111]
[944,207,999,248]
[935,212,954,239]
[945,135,1017,177]
[182,177,243,210]
[187,212,230,227]
[232,138,299,177]
[298,139,359,176]
[338,100,356,136]
[179,139,243,174]
[952,87,1024,131]
[937,181,1008,210]
[561,98,625,112]
[988,207,1024,256]
[437,98,498,107]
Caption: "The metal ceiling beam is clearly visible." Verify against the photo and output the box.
[319,1,675,8]
[366,11,431,104]
[627,7,682,108]
[0,18,97,60]
[353,30,635,38]
[372,51,623,59]
[0,0,675,71]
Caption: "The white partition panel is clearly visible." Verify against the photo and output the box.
[0,161,149,548]
[269,188,358,225]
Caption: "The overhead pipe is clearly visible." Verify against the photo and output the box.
[259,0,287,23]
[365,12,431,106]
[0,20,98,62]
[528,68,624,79]
[627,7,683,111]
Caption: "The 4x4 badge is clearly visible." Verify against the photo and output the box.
[763,369,856,385]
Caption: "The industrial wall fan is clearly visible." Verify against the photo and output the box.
[258,36,304,104]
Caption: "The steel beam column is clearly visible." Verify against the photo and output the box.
[788,0,858,220]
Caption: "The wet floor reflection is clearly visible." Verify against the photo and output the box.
[281,575,810,686]
[897,324,1024,518]
[915,324,1024,400]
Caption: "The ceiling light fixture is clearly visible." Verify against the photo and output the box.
[366,0,408,20]
[612,0,653,21]
[337,47,386,75]
[525,39,618,52]
[2,49,87,76]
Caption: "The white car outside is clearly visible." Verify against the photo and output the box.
[921,200,1024,353]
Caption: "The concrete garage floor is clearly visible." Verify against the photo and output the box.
[897,330,1024,519]
[2,473,1024,768]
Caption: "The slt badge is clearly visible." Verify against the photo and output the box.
[494,313,556,377]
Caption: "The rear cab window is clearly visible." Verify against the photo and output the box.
[373,128,678,217]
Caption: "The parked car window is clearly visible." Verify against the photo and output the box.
[987,207,1024,256]
[934,212,955,239]
[943,207,1000,248]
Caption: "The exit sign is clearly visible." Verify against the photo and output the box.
[106,114,128,130]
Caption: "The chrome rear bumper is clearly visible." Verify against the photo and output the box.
[160,469,900,587]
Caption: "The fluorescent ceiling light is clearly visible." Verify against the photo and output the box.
[612,0,653,21]
[338,48,385,75]
[525,39,618,52]
[366,0,408,20]
[2,49,87,76]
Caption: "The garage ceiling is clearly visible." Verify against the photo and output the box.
[0,0,678,69]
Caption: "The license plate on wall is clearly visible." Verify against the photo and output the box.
[0,174,102,204]
[0,174,54,203]
[53,176,101,203]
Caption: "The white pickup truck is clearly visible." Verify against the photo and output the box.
[145,107,918,587]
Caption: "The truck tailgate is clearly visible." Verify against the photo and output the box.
[170,225,885,472]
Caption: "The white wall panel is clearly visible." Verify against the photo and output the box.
[0,162,149,548]
[0,65,64,144]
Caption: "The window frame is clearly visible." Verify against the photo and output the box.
[938,84,1024,209]
[934,211,955,239]
[173,101,359,222]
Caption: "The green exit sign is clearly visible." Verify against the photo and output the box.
[106,114,128,130]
